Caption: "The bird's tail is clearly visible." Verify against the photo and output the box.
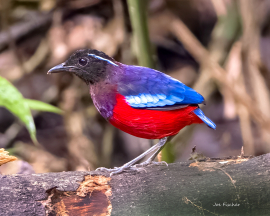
[193,108,216,129]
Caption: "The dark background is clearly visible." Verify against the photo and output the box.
[1,0,270,174]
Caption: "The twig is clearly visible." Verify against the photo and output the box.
[239,0,270,152]
[223,41,254,154]
[183,197,220,216]
[170,3,240,153]
[240,146,244,158]
[168,13,270,130]
[0,38,49,81]
[0,12,52,51]
[216,168,236,189]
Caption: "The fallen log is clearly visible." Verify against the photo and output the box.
[0,153,269,215]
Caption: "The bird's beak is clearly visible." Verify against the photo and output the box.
[47,63,72,74]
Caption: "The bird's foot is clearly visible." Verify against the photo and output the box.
[134,160,168,168]
[96,161,168,176]
[95,167,116,172]
[96,165,135,176]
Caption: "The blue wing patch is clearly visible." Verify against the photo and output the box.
[193,108,216,129]
[117,65,204,108]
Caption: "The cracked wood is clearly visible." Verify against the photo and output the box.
[0,154,270,215]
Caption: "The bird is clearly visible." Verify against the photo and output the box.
[48,49,216,175]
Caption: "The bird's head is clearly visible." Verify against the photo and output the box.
[48,49,118,84]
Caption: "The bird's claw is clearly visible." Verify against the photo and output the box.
[95,167,116,172]
[155,161,169,166]
[96,166,133,176]
[135,160,168,168]
[96,161,168,176]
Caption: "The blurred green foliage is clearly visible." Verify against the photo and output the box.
[24,99,63,115]
[0,76,62,144]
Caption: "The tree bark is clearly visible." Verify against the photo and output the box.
[0,153,270,216]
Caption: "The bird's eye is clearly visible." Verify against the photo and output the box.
[78,58,88,66]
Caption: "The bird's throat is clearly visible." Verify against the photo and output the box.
[89,82,117,119]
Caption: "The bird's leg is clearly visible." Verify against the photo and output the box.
[96,137,168,176]
[96,140,164,174]
[135,137,168,167]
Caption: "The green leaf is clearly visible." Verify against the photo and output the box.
[0,76,37,144]
[24,99,63,114]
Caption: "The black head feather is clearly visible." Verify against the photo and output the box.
[52,49,117,84]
